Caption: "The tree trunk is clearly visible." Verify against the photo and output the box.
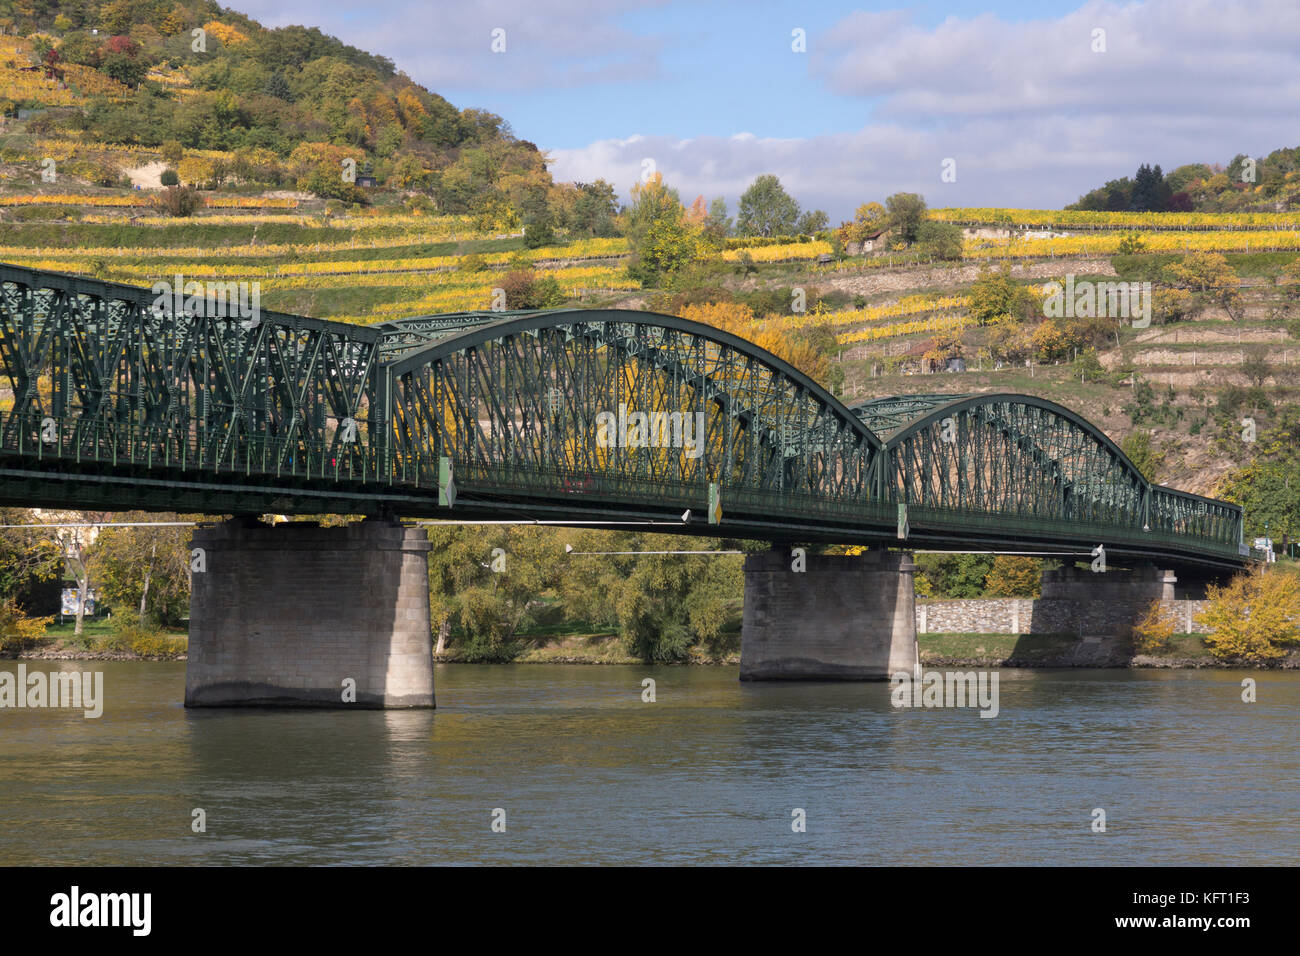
[74,574,87,637]
[434,617,450,655]
[139,541,156,626]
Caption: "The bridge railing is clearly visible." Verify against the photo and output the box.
[904,501,1242,559]
[0,411,436,489]
[0,412,1242,558]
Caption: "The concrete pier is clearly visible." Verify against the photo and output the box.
[185,519,435,708]
[739,548,917,680]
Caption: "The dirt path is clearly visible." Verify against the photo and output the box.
[126,160,167,189]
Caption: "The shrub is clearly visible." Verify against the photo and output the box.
[498,270,565,310]
[0,599,52,654]
[459,253,487,272]
[106,621,187,659]
[916,221,964,261]
[160,168,179,187]
[1131,599,1177,653]
[151,185,204,217]
[1196,567,1300,663]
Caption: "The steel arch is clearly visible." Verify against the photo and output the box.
[379,309,885,521]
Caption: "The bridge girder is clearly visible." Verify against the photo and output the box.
[0,264,1246,567]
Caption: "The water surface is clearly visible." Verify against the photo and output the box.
[0,663,1296,865]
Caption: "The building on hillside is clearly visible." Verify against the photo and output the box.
[846,229,887,255]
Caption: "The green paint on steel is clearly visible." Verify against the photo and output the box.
[0,264,1245,566]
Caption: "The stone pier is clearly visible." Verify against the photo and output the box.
[739,548,917,680]
[185,518,435,708]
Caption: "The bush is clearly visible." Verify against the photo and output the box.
[1131,599,1177,653]
[1197,567,1300,663]
[0,599,52,654]
[106,622,187,659]
[459,253,487,273]
[151,185,204,217]
[160,168,179,187]
[498,270,565,309]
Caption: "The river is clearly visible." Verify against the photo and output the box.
[0,662,1296,865]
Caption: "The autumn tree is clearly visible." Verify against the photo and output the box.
[983,556,1042,597]
[1196,566,1300,663]
[625,172,695,284]
[841,201,888,244]
[1131,599,1178,654]
[969,266,1043,326]
[1162,252,1242,320]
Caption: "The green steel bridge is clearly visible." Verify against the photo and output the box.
[0,264,1247,571]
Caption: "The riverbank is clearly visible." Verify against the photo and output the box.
[6,630,1298,668]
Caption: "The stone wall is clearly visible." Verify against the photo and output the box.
[185,518,435,708]
[918,598,1209,636]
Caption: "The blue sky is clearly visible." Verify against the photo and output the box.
[234,0,1300,220]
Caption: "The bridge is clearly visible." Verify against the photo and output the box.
[0,264,1250,705]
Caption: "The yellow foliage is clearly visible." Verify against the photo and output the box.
[1131,599,1178,654]
[176,156,215,187]
[0,598,52,653]
[202,20,249,47]
[1196,567,1300,663]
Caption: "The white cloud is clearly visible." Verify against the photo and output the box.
[230,0,667,90]
[554,0,1300,217]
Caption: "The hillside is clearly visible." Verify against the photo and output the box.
[0,0,556,217]
[0,3,1297,548]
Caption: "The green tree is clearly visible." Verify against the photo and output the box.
[1219,405,1300,543]
[1120,431,1163,481]
[795,208,829,235]
[914,553,994,598]
[736,173,800,237]
[968,266,1041,326]
[426,526,557,661]
[92,515,192,625]
[0,508,62,602]
[885,192,928,244]
[558,530,742,661]
[916,220,963,260]
[568,179,619,237]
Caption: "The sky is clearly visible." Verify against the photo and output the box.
[231,0,1300,221]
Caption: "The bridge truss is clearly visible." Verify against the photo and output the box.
[0,264,1245,568]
